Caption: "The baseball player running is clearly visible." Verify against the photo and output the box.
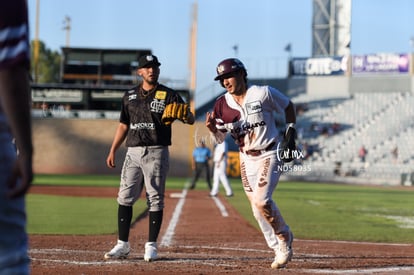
[104,54,194,262]
[206,58,297,269]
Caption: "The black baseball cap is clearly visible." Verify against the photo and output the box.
[138,54,161,69]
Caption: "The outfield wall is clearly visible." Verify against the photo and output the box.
[33,119,212,177]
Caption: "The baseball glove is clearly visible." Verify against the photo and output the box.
[279,126,297,163]
[161,102,189,125]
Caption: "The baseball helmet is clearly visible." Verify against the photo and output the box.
[214,58,246,81]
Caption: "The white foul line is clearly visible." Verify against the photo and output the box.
[29,246,414,272]
[297,266,414,274]
[160,186,229,247]
[160,188,188,247]
[211,196,229,217]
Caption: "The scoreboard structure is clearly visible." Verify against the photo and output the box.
[60,47,152,85]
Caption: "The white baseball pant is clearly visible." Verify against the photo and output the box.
[239,149,290,251]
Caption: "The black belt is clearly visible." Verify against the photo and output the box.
[244,142,275,157]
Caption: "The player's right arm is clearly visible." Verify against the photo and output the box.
[0,66,33,198]
[206,111,226,144]
[205,111,217,133]
[106,122,128,168]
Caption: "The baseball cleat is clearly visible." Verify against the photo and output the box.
[144,242,158,262]
[104,240,130,260]
[271,231,293,269]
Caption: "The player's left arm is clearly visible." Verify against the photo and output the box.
[280,100,297,162]
[176,93,195,124]
[162,92,194,125]
[184,106,195,125]
[284,100,296,124]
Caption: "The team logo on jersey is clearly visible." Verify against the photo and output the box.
[155,91,167,100]
[130,122,155,130]
[150,99,165,113]
[246,101,262,114]
[128,94,137,101]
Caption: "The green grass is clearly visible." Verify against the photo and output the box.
[33,174,188,189]
[284,182,414,243]
[33,174,121,187]
[29,175,414,243]
[27,195,146,235]
[228,181,414,243]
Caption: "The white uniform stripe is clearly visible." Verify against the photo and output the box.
[0,24,29,63]
[0,40,28,61]
[0,24,27,41]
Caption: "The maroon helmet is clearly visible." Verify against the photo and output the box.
[214,58,246,81]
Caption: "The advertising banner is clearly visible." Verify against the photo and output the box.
[31,88,83,102]
[290,56,348,76]
[352,53,409,74]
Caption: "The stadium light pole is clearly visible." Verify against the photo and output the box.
[63,16,71,47]
[188,1,198,177]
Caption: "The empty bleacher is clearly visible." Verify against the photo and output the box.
[288,91,414,185]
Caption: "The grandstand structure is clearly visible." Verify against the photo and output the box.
[31,47,190,118]
[289,88,414,186]
[60,47,150,85]
[278,0,414,186]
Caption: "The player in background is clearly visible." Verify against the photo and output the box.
[210,139,233,197]
[0,0,33,274]
[205,58,296,269]
[189,139,212,190]
[104,54,194,262]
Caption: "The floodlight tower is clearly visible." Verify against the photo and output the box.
[312,0,351,56]
[63,16,71,47]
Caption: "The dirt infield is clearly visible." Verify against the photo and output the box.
[29,186,414,274]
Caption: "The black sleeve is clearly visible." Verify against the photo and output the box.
[119,91,130,125]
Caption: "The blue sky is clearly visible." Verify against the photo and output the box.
[28,0,414,95]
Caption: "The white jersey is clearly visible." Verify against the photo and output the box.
[212,85,289,152]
